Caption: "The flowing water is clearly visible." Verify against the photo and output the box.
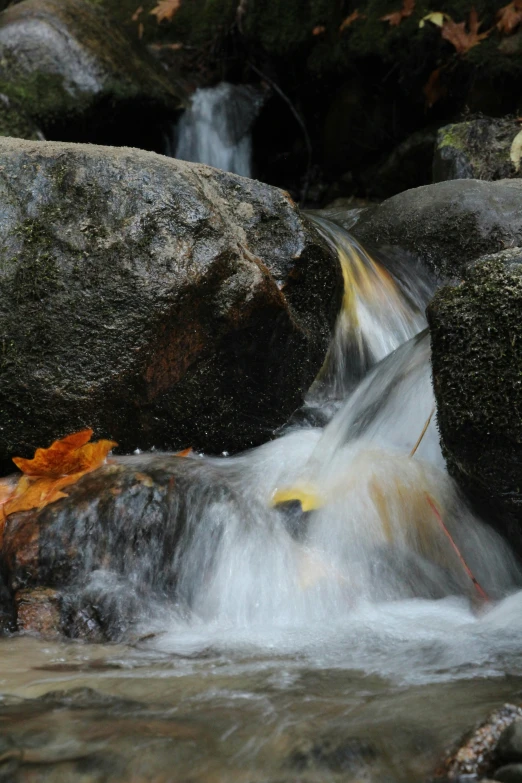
[3,216,522,783]
[166,82,264,178]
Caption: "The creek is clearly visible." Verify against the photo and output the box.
[3,215,522,782]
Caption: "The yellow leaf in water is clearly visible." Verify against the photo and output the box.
[271,485,323,512]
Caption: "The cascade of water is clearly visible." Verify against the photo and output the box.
[70,219,521,659]
[167,82,264,177]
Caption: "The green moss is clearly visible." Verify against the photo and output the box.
[437,123,467,151]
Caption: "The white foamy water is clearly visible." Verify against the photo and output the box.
[119,218,522,686]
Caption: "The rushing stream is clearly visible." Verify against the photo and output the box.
[3,216,522,782]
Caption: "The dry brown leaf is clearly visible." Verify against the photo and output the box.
[441,8,490,54]
[150,0,181,23]
[340,10,364,31]
[380,0,415,27]
[497,0,522,34]
[312,25,326,35]
[175,447,193,457]
[0,430,118,521]
[131,5,143,21]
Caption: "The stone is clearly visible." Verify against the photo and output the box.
[433,118,522,184]
[493,765,522,783]
[14,587,61,637]
[352,179,522,280]
[428,250,522,553]
[0,453,302,640]
[0,0,182,148]
[437,704,522,780]
[0,137,341,469]
[497,720,522,764]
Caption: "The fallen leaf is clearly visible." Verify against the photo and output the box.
[150,0,181,23]
[175,447,193,457]
[441,8,490,54]
[138,22,144,39]
[131,5,143,21]
[0,430,118,521]
[419,11,446,28]
[380,0,415,27]
[497,0,522,34]
[312,25,326,35]
[340,10,363,31]
[423,67,447,107]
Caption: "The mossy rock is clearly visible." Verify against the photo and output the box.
[0,0,183,148]
[428,249,522,553]
[0,137,341,471]
[434,118,522,183]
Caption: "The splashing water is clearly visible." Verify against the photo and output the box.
[86,215,521,687]
[167,82,264,177]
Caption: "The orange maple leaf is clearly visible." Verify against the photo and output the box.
[150,0,181,23]
[497,0,522,34]
[441,8,490,54]
[340,10,364,31]
[380,0,415,27]
[0,430,117,521]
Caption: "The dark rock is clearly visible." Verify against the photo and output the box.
[0,453,284,640]
[434,118,522,184]
[436,704,522,780]
[497,720,522,764]
[0,0,182,149]
[0,94,44,141]
[493,765,522,783]
[352,179,522,280]
[0,137,341,467]
[362,128,438,200]
[428,250,522,554]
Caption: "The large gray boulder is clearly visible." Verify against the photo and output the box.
[0,138,341,469]
[0,0,182,147]
[428,249,522,553]
[352,179,522,280]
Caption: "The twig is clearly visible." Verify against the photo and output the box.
[426,493,490,603]
[409,407,435,457]
[248,62,313,205]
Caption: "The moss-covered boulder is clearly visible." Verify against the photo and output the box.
[0,0,183,149]
[352,179,522,280]
[434,118,522,183]
[0,137,340,469]
[428,249,522,553]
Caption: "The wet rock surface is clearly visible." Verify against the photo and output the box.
[0,137,341,468]
[0,453,273,640]
[352,179,522,280]
[428,249,522,554]
[433,118,522,184]
[0,0,182,148]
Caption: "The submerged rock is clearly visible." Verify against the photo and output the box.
[352,179,522,280]
[428,249,522,553]
[433,118,522,184]
[0,138,340,467]
[0,0,182,148]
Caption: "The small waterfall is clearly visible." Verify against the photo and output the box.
[167,82,264,177]
[62,217,522,674]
